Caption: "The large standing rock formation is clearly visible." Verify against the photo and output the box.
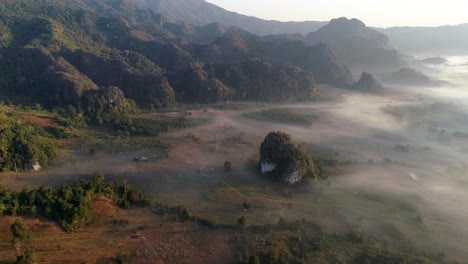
[259,131,316,185]
[352,72,383,92]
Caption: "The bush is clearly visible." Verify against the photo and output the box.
[238,216,246,228]
[16,248,37,264]
[10,219,32,242]
[116,252,131,264]
[224,161,232,172]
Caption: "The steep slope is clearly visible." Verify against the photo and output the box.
[379,24,468,54]
[133,0,326,35]
[63,49,176,108]
[0,0,354,109]
[352,72,383,92]
[306,17,405,70]
[194,34,353,87]
[0,47,98,107]
[208,58,317,102]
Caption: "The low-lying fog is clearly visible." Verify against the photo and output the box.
[6,56,468,260]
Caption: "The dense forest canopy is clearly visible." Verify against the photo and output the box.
[0,106,56,172]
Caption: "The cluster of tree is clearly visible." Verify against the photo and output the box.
[237,219,447,264]
[0,108,56,172]
[0,173,148,232]
[81,86,140,126]
[152,202,226,228]
[121,117,198,137]
[152,201,454,263]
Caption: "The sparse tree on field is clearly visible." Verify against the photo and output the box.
[224,161,232,172]
[237,216,246,228]
[16,247,37,264]
[116,252,131,264]
[10,219,32,244]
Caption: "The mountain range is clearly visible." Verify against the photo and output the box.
[1,0,465,116]
[0,0,353,111]
[135,0,468,57]
[133,0,327,35]
[134,0,468,55]
[379,24,468,55]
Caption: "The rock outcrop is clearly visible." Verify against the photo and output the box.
[352,72,383,92]
[169,63,232,103]
[195,35,353,87]
[63,50,176,108]
[209,58,317,102]
[259,131,316,185]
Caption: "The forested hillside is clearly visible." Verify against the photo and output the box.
[0,0,352,116]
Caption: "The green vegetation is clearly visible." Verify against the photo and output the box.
[153,203,225,228]
[0,173,148,232]
[15,247,37,264]
[237,216,247,228]
[83,134,171,155]
[0,0,343,113]
[151,202,452,263]
[116,252,131,264]
[82,86,140,126]
[119,116,199,137]
[10,219,32,243]
[237,219,443,264]
[0,106,57,172]
[244,108,317,126]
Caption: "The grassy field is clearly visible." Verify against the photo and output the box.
[243,108,317,126]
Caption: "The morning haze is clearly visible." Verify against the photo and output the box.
[0,0,468,263]
[207,0,468,27]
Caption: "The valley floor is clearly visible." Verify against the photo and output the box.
[2,85,468,262]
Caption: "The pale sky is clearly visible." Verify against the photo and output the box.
[206,0,468,28]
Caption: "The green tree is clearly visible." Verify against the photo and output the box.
[224,161,232,172]
[237,216,246,228]
[91,172,105,194]
[10,219,32,243]
[16,248,37,264]
[116,252,131,264]
[248,256,260,264]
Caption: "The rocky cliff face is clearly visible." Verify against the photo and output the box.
[0,0,362,110]
[195,35,353,87]
[209,58,316,102]
[259,131,316,185]
[63,50,176,108]
[0,47,98,107]
[168,63,232,103]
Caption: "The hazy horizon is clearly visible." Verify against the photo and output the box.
[206,0,468,28]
